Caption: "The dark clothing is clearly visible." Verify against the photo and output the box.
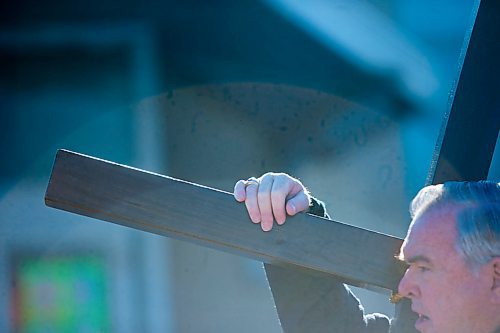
[296,197,391,332]
[267,264,391,333]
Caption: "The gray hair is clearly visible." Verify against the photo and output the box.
[410,181,500,270]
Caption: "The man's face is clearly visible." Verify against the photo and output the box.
[398,206,493,333]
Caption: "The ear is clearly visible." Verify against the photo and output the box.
[491,258,500,304]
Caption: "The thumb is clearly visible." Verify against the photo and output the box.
[286,191,310,216]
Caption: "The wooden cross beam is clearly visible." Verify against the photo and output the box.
[45,149,407,292]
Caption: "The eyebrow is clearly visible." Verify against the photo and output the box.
[403,255,432,265]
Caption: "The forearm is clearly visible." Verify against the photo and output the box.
[266,265,389,333]
[297,196,391,333]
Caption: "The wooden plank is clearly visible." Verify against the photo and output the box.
[45,149,406,291]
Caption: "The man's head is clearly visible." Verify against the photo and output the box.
[398,181,500,333]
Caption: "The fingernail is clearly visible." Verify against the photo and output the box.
[289,204,296,215]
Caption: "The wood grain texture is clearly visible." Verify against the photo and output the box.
[45,149,406,291]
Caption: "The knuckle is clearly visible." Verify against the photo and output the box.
[246,184,257,194]
[257,187,271,198]
[274,173,289,184]
[260,173,273,184]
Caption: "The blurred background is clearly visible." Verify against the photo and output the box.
[1,0,499,332]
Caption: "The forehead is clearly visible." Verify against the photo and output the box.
[401,207,458,259]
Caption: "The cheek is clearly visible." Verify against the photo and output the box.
[424,274,481,330]
[424,293,466,333]
[420,275,460,314]
[422,281,451,310]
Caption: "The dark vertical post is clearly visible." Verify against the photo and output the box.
[428,0,499,184]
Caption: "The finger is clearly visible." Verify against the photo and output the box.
[258,174,275,231]
[244,178,261,224]
[271,174,291,225]
[286,190,311,216]
[233,180,247,202]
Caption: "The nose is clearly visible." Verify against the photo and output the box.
[398,269,420,299]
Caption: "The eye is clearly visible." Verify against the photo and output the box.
[417,265,430,272]
[407,263,430,273]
